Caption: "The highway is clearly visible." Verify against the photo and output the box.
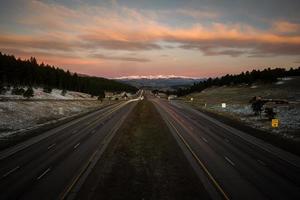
[0,99,138,200]
[1,89,300,200]
[151,97,300,200]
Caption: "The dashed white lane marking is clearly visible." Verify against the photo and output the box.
[47,143,56,150]
[2,166,20,178]
[72,130,77,134]
[37,168,51,180]
[257,159,266,166]
[224,156,235,166]
[73,143,80,149]
[201,137,208,143]
[91,130,96,134]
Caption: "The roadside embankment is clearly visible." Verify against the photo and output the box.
[0,100,113,138]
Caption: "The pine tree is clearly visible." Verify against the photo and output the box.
[61,89,67,96]
[0,84,6,95]
[12,87,25,95]
[43,86,52,93]
[264,107,276,120]
[23,87,34,98]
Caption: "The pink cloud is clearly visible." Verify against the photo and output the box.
[272,20,300,34]
[0,1,299,77]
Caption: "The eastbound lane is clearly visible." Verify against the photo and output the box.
[0,100,138,200]
[152,98,300,200]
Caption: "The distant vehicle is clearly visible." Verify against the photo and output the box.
[168,95,177,100]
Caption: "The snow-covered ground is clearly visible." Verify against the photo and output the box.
[0,88,111,138]
[0,100,108,138]
[203,103,300,139]
[182,76,300,140]
[0,87,97,100]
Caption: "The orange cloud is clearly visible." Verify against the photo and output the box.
[273,20,300,33]
[1,0,300,66]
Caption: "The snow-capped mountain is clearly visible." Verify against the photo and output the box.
[114,75,200,80]
[114,75,204,89]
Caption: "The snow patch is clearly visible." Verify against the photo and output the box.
[0,100,106,138]
[275,81,284,85]
[0,88,97,100]
[114,74,201,80]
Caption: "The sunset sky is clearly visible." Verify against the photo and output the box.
[0,0,300,78]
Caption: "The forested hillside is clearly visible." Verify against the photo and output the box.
[177,67,300,96]
[0,53,137,96]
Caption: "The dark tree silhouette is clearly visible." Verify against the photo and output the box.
[11,87,25,95]
[251,100,264,116]
[176,67,300,96]
[265,107,276,120]
[61,89,67,96]
[43,86,52,93]
[0,52,137,95]
[23,87,34,98]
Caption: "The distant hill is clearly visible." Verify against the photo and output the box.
[177,67,300,96]
[115,75,204,90]
[0,52,138,96]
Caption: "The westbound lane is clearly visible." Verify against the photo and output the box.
[152,97,300,200]
[0,100,138,200]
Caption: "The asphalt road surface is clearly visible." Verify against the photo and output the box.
[151,96,300,200]
[1,91,300,200]
[0,100,138,200]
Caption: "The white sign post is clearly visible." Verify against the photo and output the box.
[58,107,64,115]
[221,103,226,108]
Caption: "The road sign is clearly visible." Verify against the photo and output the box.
[222,103,226,108]
[58,107,64,115]
[271,119,279,128]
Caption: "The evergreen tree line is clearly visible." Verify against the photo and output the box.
[176,67,300,96]
[0,52,137,96]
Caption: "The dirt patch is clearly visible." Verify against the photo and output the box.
[76,100,210,200]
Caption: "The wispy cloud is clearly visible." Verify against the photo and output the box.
[91,53,150,62]
[273,20,300,33]
[0,0,299,77]
[172,8,220,19]
[2,1,299,57]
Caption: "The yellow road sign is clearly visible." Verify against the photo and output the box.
[271,119,279,128]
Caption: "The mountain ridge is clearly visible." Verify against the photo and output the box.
[114,75,204,89]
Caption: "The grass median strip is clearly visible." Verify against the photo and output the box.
[76,100,210,200]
